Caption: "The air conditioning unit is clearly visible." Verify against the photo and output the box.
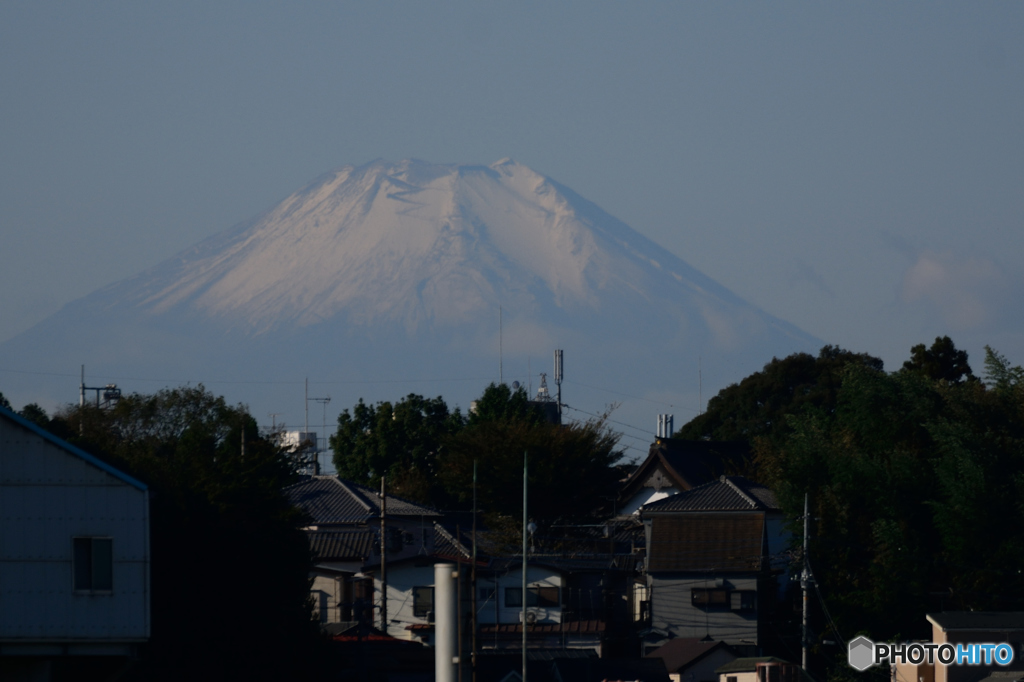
[519,608,550,624]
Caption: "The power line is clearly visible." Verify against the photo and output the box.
[0,365,497,387]
[562,379,700,413]
[561,403,656,440]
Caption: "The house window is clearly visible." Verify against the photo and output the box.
[73,537,113,592]
[505,586,560,608]
[413,586,434,619]
[691,588,729,607]
[731,590,756,612]
[530,586,559,607]
[727,676,738,682]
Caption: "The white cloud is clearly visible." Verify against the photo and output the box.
[900,250,1007,329]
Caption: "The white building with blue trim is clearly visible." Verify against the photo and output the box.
[0,406,150,680]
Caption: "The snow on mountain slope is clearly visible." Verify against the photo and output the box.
[0,159,819,432]
[103,158,798,342]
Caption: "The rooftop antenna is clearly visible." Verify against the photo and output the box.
[78,365,122,409]
[699,356,703,416]
[305,379,330,476]
[535,373,551,401]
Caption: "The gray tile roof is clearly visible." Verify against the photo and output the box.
[284,475,439,524]
[927,612,1024,631]
[642,475,779,513]
[307,529,376,560]
[433,523,472,561]
[646,638,735,673]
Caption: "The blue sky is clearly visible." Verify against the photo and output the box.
[2,2,1023,399]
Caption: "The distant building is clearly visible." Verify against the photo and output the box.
[894,612,1024,682]
[0,406,150,681]
[640,476,789,656]
[617,438,750,516]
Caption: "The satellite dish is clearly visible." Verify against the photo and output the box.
[512,381,520,389]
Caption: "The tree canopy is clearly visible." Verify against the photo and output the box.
[676,345,884,444]
[330,383,624,523]
[330,393,463,502]
[58,386,322,682]
[683,338,1024,664]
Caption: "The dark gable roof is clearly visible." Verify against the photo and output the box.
[642,476,779,514]
[284,475,439,524]
[0,405,147,491]
[715,657,794,674]
[646,638,734,673]
[927,612,1024,632]
[648,513,765,572]
[307,529,376,560]
[619,439,750,505]
[433,523,472,561]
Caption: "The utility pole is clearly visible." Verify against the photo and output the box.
[472,460,478,682]
[380,476,388,633]
[802,493,810,672]
[553,350,563,420]
[521,450,528,682]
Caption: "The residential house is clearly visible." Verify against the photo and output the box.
[476,648,670,682]
[306,529,375,624]
[646,638,738,682]
[475,554,640,657]
[893,612,1024,682]
[284,475,441,632]
[715,657,803,682]
[0,406,150,681]
[641,476,789,656]
[618,439,750,516]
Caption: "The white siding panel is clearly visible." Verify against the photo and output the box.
[0,413,150,643]
[650,575,759,646]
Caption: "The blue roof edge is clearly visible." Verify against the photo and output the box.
[0,405,148,492]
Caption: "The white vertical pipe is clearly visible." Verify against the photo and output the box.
[435,562,457,682]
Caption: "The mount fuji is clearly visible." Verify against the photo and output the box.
[1,159,819,443]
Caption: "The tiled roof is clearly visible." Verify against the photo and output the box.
[642,476,779,514]
[433,523,472,561]
[647,513,765,572]
[715,657,793,674]
[486,554,638,574]
[479,619,607,634]
[927,612,1024,631]
[307,529,376,560]
[284,475,439,524]
[646,638,734,673]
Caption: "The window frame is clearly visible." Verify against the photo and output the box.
[412,585,434,619]
[72,536,114,593]
[691,587,729,607]
[505,585,560,608]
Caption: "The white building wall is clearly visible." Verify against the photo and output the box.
[0,415,150,647]
[478,566,563,625]
[377,563,566,644]
[620,487,680,517]
[648,574,759,648]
